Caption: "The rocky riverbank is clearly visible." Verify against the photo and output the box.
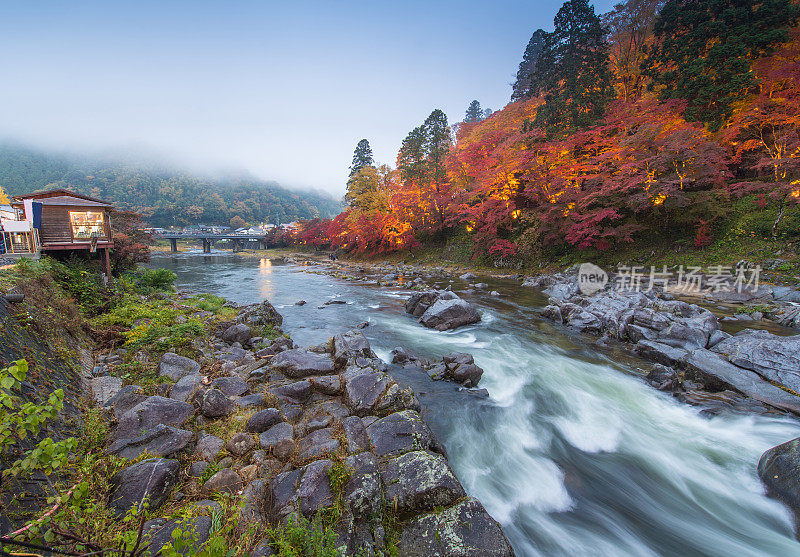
[89,295,514,555]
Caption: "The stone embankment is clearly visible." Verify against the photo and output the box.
[91,298,514,556]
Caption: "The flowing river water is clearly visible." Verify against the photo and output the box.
[153,252,800,557]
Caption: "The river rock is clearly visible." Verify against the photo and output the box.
[296,459,335,517]
[270,380,312,403]
[108,424,192,460]
[344,452,381,518]
[244,299,284,328]
[169,373,203,402]
[419,298,481,331]
[259,422,295,460]
[271,349,335,378]
[343,366,389,416]
[211,375,249,397]
[246,408,283,433]
[104,385,147,419]
[114,396,194,441]
[200,388,235,418]
[342,416,370,454]
[365,410,436,458]
[405,290,458,317]
[201,468,242,496]
[297,427,339,461]
[225,432,256,456]
[646,365,679,391]
[158,352,201,381]
[109,458,179,517]
[398,497,514,557]
[758,437,800,519]
[380,450,465,516]
[240,479,269,528]
[310,375,341,395]
[712,330,800,393]
[195,432,224,462]
[332,330,377,367]
[221,323,252,345]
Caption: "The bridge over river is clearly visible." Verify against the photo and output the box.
[160,233,271,253]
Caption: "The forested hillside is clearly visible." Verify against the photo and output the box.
[0,143,341,227]
[300,0,800,267]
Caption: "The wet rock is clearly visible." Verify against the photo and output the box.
[244,299,284,328]
[266,468,303,524]
[158,352,201,381]
[645,365,679,391]
[211,375,249,397]
[259,422,295,460]
[344,452,381,518]
[195,433,224,462]
[419,298,481,331]
[296,459,335,517]
[257,336,294,357]
[398,497,514,557]
[246,408,283,433]
[109,458,179,517]
[758,437,800,519]
[271,350,335,378]
[225,432,256,457]
[108,424,192,460]
[170,373,204,402]
[343,367,389,416]
[190,461,209,478]
[332,330,377,367]
[222,323,252,345]
[295,300,307,306]
[270,380,312,403]
[459,272,475,280]
[295,413,333,438]
[310,375,341,395]
[365,410,436,458]
[240,479,269,527]
[91,376,122,406]
[201,468,242,496]
[297,428,340,461]
[712,330,800,393]
[380,450,465,516]
[114,396,194,441]
[234,393,267,408]
[200,388,235,418]
[405,290,458,318]
[342,416,370,454]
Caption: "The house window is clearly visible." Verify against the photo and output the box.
[70,211,105,239]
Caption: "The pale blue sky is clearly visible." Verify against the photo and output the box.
[0,0,615,195]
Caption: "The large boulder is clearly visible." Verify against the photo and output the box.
[365,410,436,458]
[201,468,242,496]
[712,330,800,393]
[221,323,252,345]
[158,352,201,381]
[380,450,465,516]
[332,330,376,368]
[247,299,284,328]
[104,385,147,420]
[297,428,340,461]
[398,497,514,557]
[270,380,312,403]
[108,458,179,517]
[211,375,249,397]
[108,424,192,460]
[343,366,389,416]
[114,396,194,441]
[246,408,283,433]
[405,291,459,318]
[344,452,381,518]
[758,437,800,520]
[419,298,481,331]
[259,422,295,460]
[169,374,203,402]
[270,350,335,378]
[194,433,224,462]
[200,388,236,418]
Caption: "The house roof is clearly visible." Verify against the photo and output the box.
[11,188,113,206]
[37,196,112,208]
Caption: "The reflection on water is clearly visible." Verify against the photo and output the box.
[153,253,800,557]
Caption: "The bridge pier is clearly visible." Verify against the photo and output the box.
[170,238,178,253]
[202,238,211,253]
[233,239,243,252]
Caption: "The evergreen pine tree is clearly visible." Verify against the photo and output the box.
[511,29,548,101]
[643,0,800,129]
[422,109,451,189]
[533,0,612,134]
[464,100,484,122]
[348,139,374,178]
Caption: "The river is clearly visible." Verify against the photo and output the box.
[153,252,800,557]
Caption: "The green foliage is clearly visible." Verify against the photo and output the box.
[266,513,340,557]
[644,0,800,129]
[132,267,178,292]
[511,28,548,101]
[348,139,375,179]
[533,0,612,133]
[0,360,77,479]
